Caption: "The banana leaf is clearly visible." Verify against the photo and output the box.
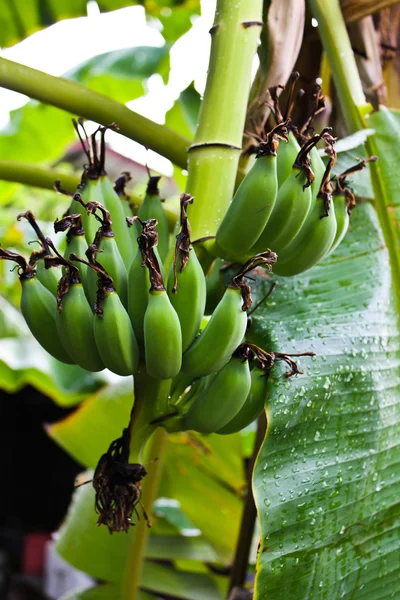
[252,127,400,597]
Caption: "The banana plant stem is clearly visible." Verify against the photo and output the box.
[227,413,267,597]
[123,368,171,600]
[0,160,80,192]
[307,0,366,134]
[122,427,168,600]
[186,0,263,240]
[0,58,190,168]
[0,160,178,227]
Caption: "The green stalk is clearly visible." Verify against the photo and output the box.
[307,0,400,308]
[0,160,79,192]
[122,367,171,600]
[0,160,178,227]
[307,0,367,133]
[0,58,190,168]
[186,0,263,240]
[123,428,168,600]
[127,366,171,463]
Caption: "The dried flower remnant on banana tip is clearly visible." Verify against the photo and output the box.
[90,429,148,534]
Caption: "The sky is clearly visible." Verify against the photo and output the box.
[0,1,217,175]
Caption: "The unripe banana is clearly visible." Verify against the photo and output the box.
[129,217,182,379]
[274,149,338,276]
[127,240,164,351]
[0,248,73,364]
[75,195,128,308]
[163,373,214,434]
[42,237,105,371]
[144,289,182,379]
[100,174,135,267]
[114,172,134,218]
[183,355,251,433]
[87,235,128,307]
[17,211,61,296]
[217,367,268,434]
[138,176,170,261]
[253,134,324,254]
[182,253,276,378]
[277,131,301,187]
[34,256,60,296]
[57,279,104,372]
[167,194,207,351]
[205,258,225,314]
[325,156,377,258]
[93,284,140,377]
[326,192,348,257]
[309,145,326,201]
[54,214,90,302]
[215,123,288,255]
[73,178,102,245]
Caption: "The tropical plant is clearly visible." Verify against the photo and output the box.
[0,1,399,599]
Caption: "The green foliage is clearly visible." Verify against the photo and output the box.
[66,46,171,102]
[0,0,200,48]
[251,203,400,598]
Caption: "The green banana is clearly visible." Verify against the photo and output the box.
[52,253,104,372]
[127,219,164,347]
[217,367,268,434]
[182,353,252,434]
[76,196,128,308]
[274,148,338,276]
[139,223,182,379]
[114,172,134,218]
[167,194,207,351]
[162,373,214,434]
[277,131,301,187]
[100,173,135,267]
[144,289,182,379]
[138,176,170,261]
[253,133,325,254]
[76,178,102,245]
[327,192,349,257]
[34,255,60,296]
[326,156,377,258]
[54,214,90,301]
[205,257,225,314]
[0,248,73,364]
[182,252,276,378]
[17,211,60,296]
[84,259,140,376]
[215,122,288,255]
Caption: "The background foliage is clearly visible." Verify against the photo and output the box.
[0,1,399,599]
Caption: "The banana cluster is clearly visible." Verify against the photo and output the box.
[214,79,376,276]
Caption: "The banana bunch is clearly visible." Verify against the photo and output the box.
[213,80,376,275]
[0,123,279,390]
[162,342,315,435]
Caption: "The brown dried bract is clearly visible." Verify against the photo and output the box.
[92,429,148,534]
[137,219,165,291]
[172,193,194,293]
[230,252,277,311]
[236,341,315,377]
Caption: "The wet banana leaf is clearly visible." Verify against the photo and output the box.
[250,202,400,597]
[368,107,400,250]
